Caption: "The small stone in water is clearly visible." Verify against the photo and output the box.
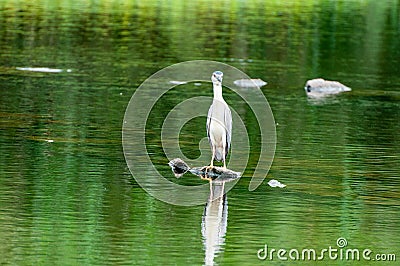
[267,179,286,188]
[233,78,267,88]
[16,67,64,73]
[169,80,187,85]
[168,158,190,178]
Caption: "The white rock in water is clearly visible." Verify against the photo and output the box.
[305,78,351,96]
[234,78,267,88]
[16,67,64,73]
[267,179,286,188]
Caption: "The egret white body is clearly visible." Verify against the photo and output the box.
[207,71,232,169]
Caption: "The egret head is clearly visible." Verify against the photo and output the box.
[211,71,223,84]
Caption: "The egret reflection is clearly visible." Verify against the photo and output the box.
[202,181,228,266]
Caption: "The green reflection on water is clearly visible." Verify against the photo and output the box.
[0,0,399,265]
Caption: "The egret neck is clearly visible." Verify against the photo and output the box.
[213,82,224,101]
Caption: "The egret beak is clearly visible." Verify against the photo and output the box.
[213,74,222,83]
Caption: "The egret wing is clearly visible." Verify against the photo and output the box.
[206,103,213,146]
[224,103,232,157]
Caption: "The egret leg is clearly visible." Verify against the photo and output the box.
[205,146,215,176]
[222,145,227,169]
[210,145,215,167]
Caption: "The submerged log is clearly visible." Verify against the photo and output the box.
[304,78,351,96]
[168,158,241,182]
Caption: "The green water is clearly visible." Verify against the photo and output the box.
[0,0,399,265]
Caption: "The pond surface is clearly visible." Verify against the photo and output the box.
[0,0,399,265]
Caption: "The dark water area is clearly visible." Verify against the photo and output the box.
[0,0,399,265]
